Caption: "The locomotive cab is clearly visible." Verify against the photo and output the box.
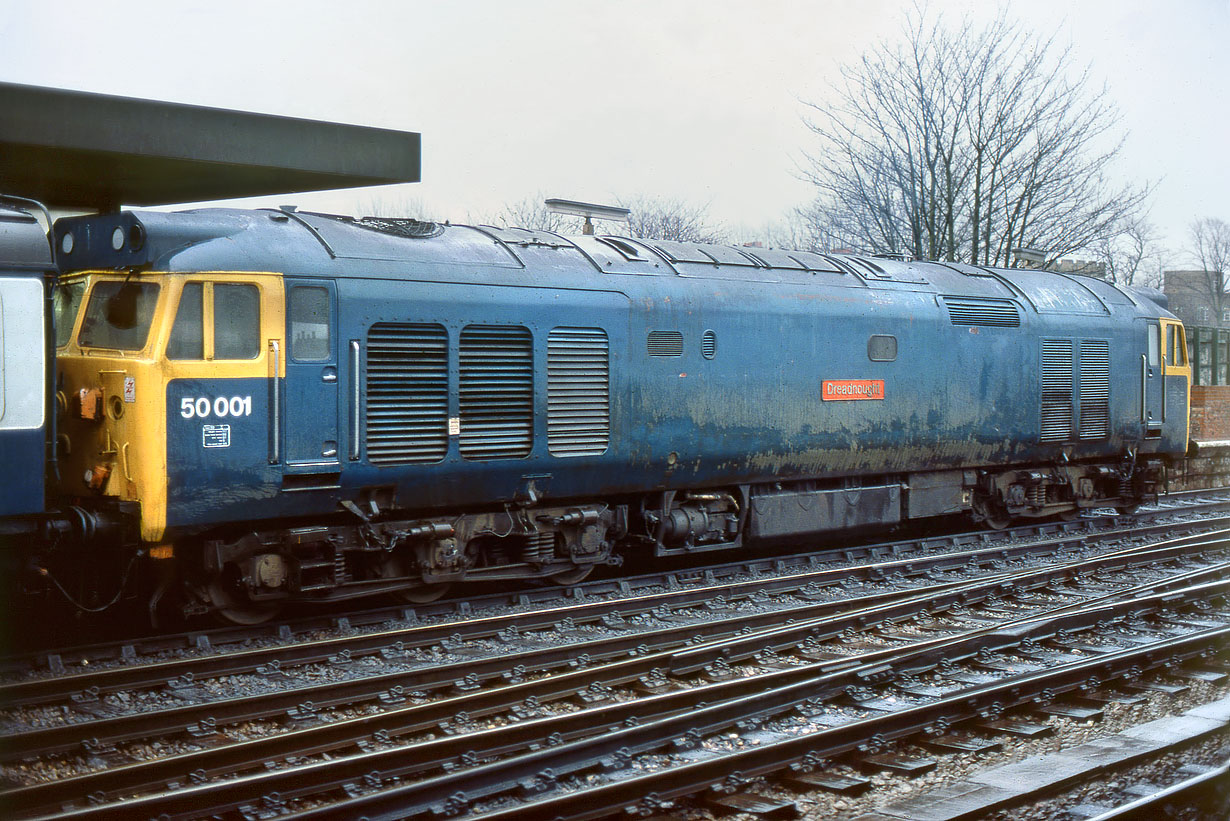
[53,270,285,544]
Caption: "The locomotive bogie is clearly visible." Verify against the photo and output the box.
[971,458,1166,527]
[184,500,619,618]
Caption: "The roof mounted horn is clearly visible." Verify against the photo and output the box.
[544,198,630,235]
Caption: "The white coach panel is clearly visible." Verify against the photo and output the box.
[0,277,45,429]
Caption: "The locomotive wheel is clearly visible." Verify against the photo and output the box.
[1059,508,1082,522]
[983,511,1012,530]
[550,565,594,585]
[205,575,280,625]
[395,583,451,603]
[974,495,1012,530]
[1115,503,1140,516]
[377,554,452,603]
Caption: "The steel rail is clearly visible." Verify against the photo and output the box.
[0,571,998,764]
[1085,758,1230,820]
[22,574,1230,820]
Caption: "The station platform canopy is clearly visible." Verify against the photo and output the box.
[0,82,421,210]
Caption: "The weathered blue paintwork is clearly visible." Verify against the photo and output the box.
[54,208,1188,535]
[166,378,284,529]
[0,433,45,517]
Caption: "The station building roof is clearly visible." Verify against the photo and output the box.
[0,82,421,210]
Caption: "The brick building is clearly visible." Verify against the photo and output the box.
[1163,269,1230,385]
[1163,269,1229,327]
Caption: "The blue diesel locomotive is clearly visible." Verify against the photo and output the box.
[32,207,1188,622]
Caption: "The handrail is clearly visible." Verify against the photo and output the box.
[268,339,280,464]
[350,340,361,461]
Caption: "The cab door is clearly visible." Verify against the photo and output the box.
[1142,320,1164,438]
[163,276,282,538]
[283,281,340,474]
[1161,319,1191,444]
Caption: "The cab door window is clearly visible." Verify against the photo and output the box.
[288,286,331,361]
[214,284,260,359]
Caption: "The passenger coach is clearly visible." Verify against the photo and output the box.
[0,202,53,519]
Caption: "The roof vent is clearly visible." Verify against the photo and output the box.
[944,297,1021,327]
[349,216,445,239]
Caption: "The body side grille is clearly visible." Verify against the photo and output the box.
[1079,339,1111,439]
[547,327,609,457]
[647,330,683,357]
[1040,338,1074,442]
[365,323,448,464]
[459,325,533,459]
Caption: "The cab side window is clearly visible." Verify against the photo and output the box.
[1167,325,1188,366]
[289,286,331,361]
[166,282,204,360]
[214,284,260,360]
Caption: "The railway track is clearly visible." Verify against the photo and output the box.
[6,487,1229,678]
[2,515,1228,818]
[1077,758,1230,820]
[870,698,1229,820]
[5,512,1227,712]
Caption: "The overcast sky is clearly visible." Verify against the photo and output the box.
[2,0,1226,256]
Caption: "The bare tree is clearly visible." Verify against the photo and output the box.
[492,194,584,233]
[614,195,727,243]
[1189,217,1230,276]
[1170,217,1230,324]
[748,202,864,253]
[359,193,438,221]
[493,193,726,243]
[1092,215,1163,287]
[801,7,1148,266]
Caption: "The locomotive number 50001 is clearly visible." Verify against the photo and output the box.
[180,396,253,419]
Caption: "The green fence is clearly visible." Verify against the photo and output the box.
[1189,325,1230,385]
